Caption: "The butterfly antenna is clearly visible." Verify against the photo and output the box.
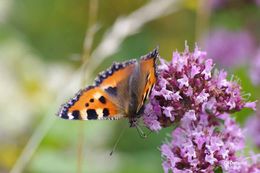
[109,124,127,156]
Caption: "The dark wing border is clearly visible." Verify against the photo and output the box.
[94,59,137,86]
[57,86,94,119]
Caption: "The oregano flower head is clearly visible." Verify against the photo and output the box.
[143,45,256,131]
[161,113,247,172]
[142,44,259,172]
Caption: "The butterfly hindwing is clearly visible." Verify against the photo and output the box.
[136,48,158,112]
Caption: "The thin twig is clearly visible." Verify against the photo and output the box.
[195,0,212,47]
[82,0,181,81]
[82,0,99,78]
[77,122,85,173]
[10,116,55,173]
[77,0,99,173]
[10,73,82,173]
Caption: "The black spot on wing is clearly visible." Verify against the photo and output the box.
[105,87,117,96]
[85,103,89,107]
[143,91,149,104]
[142,85,153,104]
[139,85,154,114]
[98,96,106,104]
[148,84,154,97]
[89,98,94,102]
[60,108,69,119]
[57,86,94,119]
[103,108,109,117]
[87,109,98,120]
[72,110,81,120]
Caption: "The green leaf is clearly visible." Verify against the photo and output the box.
[214,166,223,173]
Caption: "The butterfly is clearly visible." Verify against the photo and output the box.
[58,48,158,127]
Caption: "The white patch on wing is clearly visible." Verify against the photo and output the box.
[80,110,88,120]
[68,113,74,120]
[96,108,103,119]
[93,92,102,100]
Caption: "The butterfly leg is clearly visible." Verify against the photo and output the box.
[135,124,147,139]
[130,119,147,138]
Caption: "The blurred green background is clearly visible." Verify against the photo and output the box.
[0,0,259,172]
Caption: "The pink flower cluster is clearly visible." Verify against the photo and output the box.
[250,50,260,86]
[246,113,260,148]
[143,45,255,131]
[142,45,259,172]
[209,0,260,10]
[204,29,255,68]
[161,113,251,172]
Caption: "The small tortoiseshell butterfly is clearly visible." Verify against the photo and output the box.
[58,48,158,127]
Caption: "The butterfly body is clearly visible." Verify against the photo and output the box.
[58,48,158,127]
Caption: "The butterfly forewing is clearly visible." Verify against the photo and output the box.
[58,59,137,120]
[97,60,137,89]
[59,87,120,120]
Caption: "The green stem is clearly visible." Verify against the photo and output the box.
[77,1,99,173]
[195,0,212,48]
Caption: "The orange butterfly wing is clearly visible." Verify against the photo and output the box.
[136,48,158,112]
[58,48,158,121]
[58,60,136,120]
